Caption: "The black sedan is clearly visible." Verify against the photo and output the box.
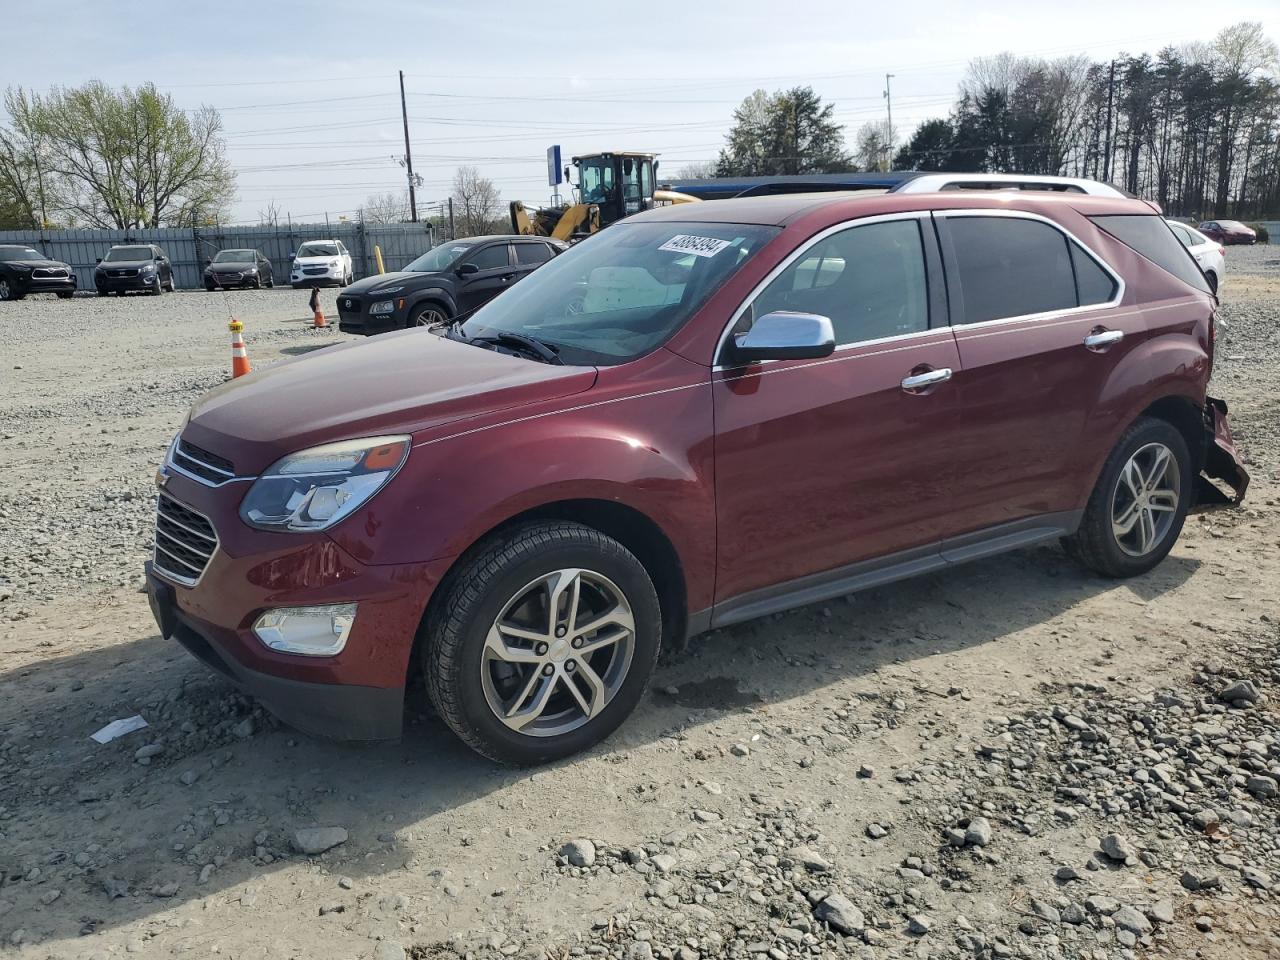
[0,244,77,300]
[204,248,275,290]
[337,235,565,335]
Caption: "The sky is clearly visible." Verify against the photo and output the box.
[5,0,1278,225]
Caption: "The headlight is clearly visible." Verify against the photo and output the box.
[239,436,410,532]
[370,300,395,315]
[253,603,356,656]
[244,267,258,275]
[141,264,157,273]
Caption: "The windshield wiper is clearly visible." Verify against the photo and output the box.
[445,323,564,365]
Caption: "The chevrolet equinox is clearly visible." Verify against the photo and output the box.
[145,191,1249,764]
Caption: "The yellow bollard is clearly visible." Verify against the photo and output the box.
[374,245,386,275]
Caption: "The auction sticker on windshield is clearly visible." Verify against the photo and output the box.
[658,234,733,258]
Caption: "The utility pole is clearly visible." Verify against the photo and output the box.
[1102,59,1115,183]
[447,197,456,240]
[884,74,895,172]
[399,70,418,222]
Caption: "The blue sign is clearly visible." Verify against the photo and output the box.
[547,145,563,187]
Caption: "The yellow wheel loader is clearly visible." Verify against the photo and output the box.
[511,151,697,242]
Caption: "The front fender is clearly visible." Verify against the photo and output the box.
[406,286,456,317]
[326,378,717,610]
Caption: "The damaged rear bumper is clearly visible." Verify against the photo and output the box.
[1194,397,1249,510]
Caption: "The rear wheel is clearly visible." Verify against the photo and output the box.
[1062,417,1191,578]
[423,522,662,764]
[151,278,163,296]
[0,278,17,301]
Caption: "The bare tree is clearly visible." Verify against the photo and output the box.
[257,199,281,227]
[0,89,53,228]
[451,165,501,237]
[854,120,896,171]
[363,190,410,224]
[674,160,717,179]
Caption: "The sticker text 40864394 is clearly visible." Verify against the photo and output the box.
[657,235,734,258]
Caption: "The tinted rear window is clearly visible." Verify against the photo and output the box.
[514,242,553,265]
[1089,215,1210,294]
[946,217,1077,324]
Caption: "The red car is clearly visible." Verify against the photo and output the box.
[1197,219,1257,245]
[145,191,1248,764]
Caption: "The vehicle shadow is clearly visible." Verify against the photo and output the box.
[0,542,1200,944]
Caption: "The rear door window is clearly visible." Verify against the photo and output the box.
[943,216,1079,324]
[1090,214,1211,294]
[514,242,553,266]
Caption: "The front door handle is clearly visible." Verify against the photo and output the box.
[901,367,952,392]
[1083,328,1124,350]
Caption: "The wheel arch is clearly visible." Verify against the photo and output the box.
[409,497,688,686]
[406,287,456,320]
[1140,394,1205,475]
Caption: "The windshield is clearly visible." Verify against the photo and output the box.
[459,221,780,365]
[297,242,339,258]
[405,241,476,273]
[578,158,615,206]
[1218,220,1247,230]
[214,249,255,262]
[104,246,152,262]
[0,246,42,261]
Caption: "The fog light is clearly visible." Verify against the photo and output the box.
[252,603,356,656]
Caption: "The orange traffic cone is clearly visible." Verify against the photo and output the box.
[229,319,252,378]
[310,288,327,329]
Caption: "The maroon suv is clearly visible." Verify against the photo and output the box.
[1197,219,1257,245]
[145,191,1248,764]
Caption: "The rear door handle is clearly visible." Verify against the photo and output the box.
[1083,329,1124,349]
[901,367,952,391]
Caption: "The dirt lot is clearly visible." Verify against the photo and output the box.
[1,256,1278,960]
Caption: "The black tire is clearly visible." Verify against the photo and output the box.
[422,522,662,764]
[252,276,263,290]
[265,277,274,289]
[151,278,163,296]
[205,282,216,292]
[0,277,21,301]
[166,276,176,292]
[1061,417,1192,578]
[56,291,74,299]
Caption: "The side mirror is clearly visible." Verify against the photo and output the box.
[288,251,296,260]
[204,258,212,265]
[456,262,479,277]
[725,311,836,364]
[95,257,102,264]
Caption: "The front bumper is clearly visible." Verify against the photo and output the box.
[18,275,77,295]
[97,273,157,292]
[207,272,258,288]
[143,473,452,740]
[338,305,401,335]
[292,268,344,287]
[1194,396,1249,509]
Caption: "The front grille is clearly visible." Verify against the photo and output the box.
[302,266,329,275]
[32,267,68,279]
[109,268,139,278]
[339,296,361,313]
[154,494,217,586]
[173,439,236,484]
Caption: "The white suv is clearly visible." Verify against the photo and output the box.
[290,239,353,289]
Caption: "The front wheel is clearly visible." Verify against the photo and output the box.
[409,303,449,330]
[1062,417,1192,578]
[56,291,74,299]
[423,522,662,764]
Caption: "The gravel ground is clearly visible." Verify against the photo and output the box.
[0,251,1277,960]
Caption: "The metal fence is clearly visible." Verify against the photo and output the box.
[0,221,437,291]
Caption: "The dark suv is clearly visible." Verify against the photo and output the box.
[145,190,1248,764]
[95,244,176,295]
[338,235,566,335]
[0,244,77,300]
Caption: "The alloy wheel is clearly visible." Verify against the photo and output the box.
[414,307,448,328]
[1111,442,1181,557]
[480,568,636,738]
[0,279,10,300]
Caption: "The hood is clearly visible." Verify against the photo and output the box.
[97,259,153,269]
[208,260,255,271]
[182,329,597,474]
[294,255,341,264]
[4,258,67,269]
[342,271,432,295]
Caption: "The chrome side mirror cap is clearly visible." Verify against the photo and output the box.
[726,311,836,364]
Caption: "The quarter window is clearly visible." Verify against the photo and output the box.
[1069,243,1119,306]
[749,219,930,345]
[1090,214,1211,294]
[465,244,511,271]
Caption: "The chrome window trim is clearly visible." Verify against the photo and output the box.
[935,208,1126,330]
[153,493,220,589]
[712,211,935,370]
